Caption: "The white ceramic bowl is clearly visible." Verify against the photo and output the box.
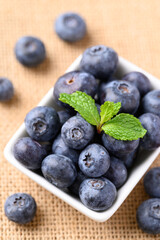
[4,56,160,222]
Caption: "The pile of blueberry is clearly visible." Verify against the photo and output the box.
[2,11,160,234]
[9,43,160,222]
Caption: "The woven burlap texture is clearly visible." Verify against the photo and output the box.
[0,0,160,239]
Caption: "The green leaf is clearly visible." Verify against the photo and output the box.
[102,113,147,140]
[100,101,121,125]
[59,91,100,126]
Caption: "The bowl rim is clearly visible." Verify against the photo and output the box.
[4,55,160,222]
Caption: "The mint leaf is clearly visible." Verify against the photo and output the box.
[59,91,100,126]
[100,101,121,125]
[102,113,147,140]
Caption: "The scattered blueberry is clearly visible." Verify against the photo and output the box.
[79,178,117,211]
[57,110,72,126]
[103,156,127,188]
[61,115,94,150]
[122,72,152,96]
[80,45,118,81]
[144,167,160,198]
[102,133,139,157]
[136,198,160,234]
[53,71,98,109]
[25,106,60,141]
[69,170,87,196]
[0,78,14,101]
[52,134,79,165]
[78,143,110,177]
[4,193,36,224]
[13,137,47,170]
[55,12,86,42]
[41,154,77,188]
[139,113,160,150]
[142,90,160,117]
[100,80,140,114]
[14,36,46,67]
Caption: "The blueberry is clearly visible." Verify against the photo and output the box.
[57,110,73,126]
[78,143,110,177]
[136,198,160,234]
[0,78,14,101]
[79,178,117,211]
[52,134,79,165]
[144,167,160,198]
[99,76,116,94]
[4,193,36,224]
[14,36,46,67]
[13,137,47,170]
[103,156,127,188]
[40,141,53,155]
[142,90,160,117]
[98,82,109,98]
[102,133,139,157]
[122,72,152,96]
[25,106,60,141]
[119,149,137,169]
[61,115,94,150]
[80,45,118,81]
[41,154,77,188]
[139,113,160,150]
[54,12,86,42]
[53,71,98,109]
[69,170,87,196]
[100,80,140,114]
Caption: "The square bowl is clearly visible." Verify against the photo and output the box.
[4,55,160,222]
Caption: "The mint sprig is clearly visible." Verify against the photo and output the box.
[102,113,147,140]
[59,91,100,126]
[100,101,121,125]
[59,91,147,141]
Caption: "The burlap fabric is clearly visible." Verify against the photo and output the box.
[0,0,160,239]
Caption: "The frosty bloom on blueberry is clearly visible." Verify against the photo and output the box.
[55,12,86,42]
[13,137,47,170]
[53,71,98,110]
[25,106,60,141]
[41,154,77,188]
[80,45,118,81]
[4,193,37,224]
[137,199,160,234]
[79,178,117,211]
[78,143,110,177]
[14,36,46,67]
[100,80,140,114]
[61,115,95,150]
